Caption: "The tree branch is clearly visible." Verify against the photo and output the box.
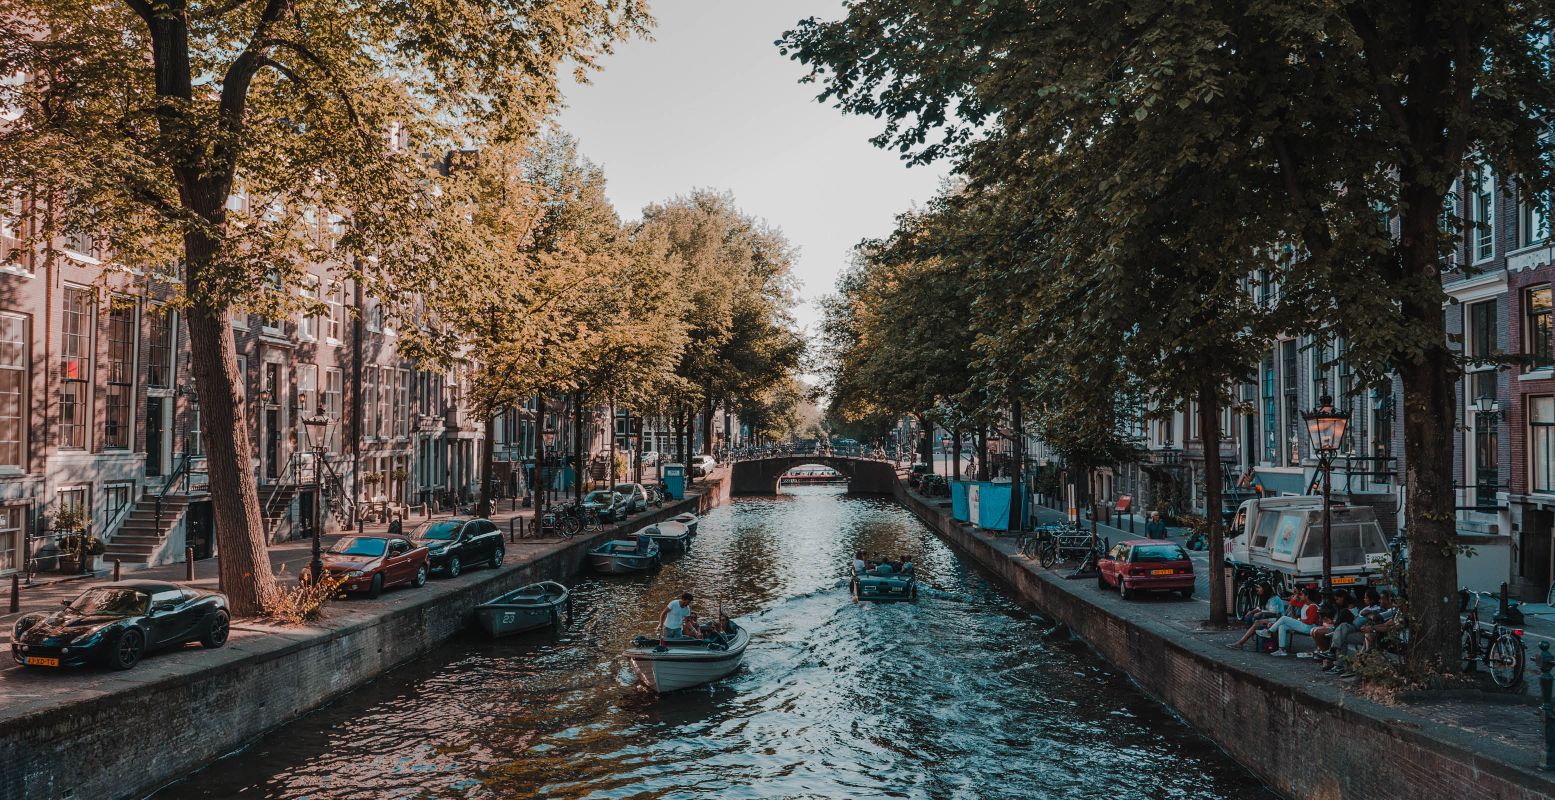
[1342,3,1411,136]
[191,0,261,21]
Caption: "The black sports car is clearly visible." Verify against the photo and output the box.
[412,517,505,578]
[10,580,230,670]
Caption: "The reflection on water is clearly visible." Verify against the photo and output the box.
[151,486,1278,800]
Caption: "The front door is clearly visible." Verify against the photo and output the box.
[145,397,164,477]
[265,409,280,479]
[187,501,214,560]
[297,489,316,539]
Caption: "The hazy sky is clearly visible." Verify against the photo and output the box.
[555,0,950,338]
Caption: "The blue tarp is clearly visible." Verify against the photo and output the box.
[951,481,970,520]
[951,480,1017,531]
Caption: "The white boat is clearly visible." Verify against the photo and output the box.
[640,521,692,553]
[624,623,750,693]
[671,512,699,535]
[588,539,661,574]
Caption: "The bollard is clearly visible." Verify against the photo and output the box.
[8,573,17,613]
[113,558,121,582]
[509,517,515,543]
[185,546,195,581]
[1541,641,1555,771]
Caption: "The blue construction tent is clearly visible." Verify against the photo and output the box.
[951,480,1021,531]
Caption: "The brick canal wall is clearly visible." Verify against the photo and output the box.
[0,477,728,800]
[895,480,1555,800]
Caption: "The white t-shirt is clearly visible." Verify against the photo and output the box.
[853,558,867,574]
[664,599,692,631]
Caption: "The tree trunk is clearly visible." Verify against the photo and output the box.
[475,413,494,519]
[1197,381,1228,627]
[1400,330,1462,674]
[608,397,617,489]
[1008,398,1024,533]
[184,238,277,616]
[951,429,962,481]
[917,415,934,470]
[702,400,715,455]
[533,394,546,520]
[976,427,989,481]
[572,393,585,498]
[633,413,643,484]
[674,410,686,465]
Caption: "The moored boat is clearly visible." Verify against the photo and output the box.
[588,539,661,574]
[474,581,570,637]
[639,521,692,554]
[852,566,918,602]
[624,623,750,692]
[671,512,699,535]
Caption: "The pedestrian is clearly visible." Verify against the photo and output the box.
[1145,511,1168,540]
[387,513,402,537]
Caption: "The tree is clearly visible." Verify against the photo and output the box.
[781,0,1555,674]
[1,0,649,614]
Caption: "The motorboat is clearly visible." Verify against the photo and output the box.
[474,581,570,638]
[852,565,918,602]
[624,622,751,692]
[588,539,661,574]
[671,512,699,535]
[639,521,692,554]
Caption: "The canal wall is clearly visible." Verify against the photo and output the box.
[894,480,1555,800]
[0,476,729,800]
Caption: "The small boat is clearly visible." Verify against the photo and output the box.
[639,521,692,554]
[624,623,751,692]
[852,566,918,602]
[474,581,570,637]
[589,539,661,574]
[671,512,699,535]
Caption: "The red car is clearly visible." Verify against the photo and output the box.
[323,535,429,598]
[1097,539,1195,600]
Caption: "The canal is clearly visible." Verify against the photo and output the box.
[151,484,1277,800]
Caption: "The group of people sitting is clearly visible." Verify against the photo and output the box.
[657,592,735,644]
[852,551,914,577]
[1228,583,1399,674]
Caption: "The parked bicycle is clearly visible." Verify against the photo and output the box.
[1022,524,1095,568]
[1460,589,1526,689]
[1232,564,1282,619]
[539,505,582,538]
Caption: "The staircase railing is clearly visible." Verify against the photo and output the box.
[154,453,193,531]
[315,453,356,527]
[260,453,305,538]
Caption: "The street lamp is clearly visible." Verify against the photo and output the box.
[1303,394,1350,590]
[300,403,332,584]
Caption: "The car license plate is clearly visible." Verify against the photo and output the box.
[24,656,59,667]
[1332,576,1359,585]
[1151,569,1174,576]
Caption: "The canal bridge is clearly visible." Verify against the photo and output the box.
[728,449,898,495]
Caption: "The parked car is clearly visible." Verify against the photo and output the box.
[412,518,505,578]
[11,580,230,670]
[691,454,718,477]
[614,482,649,513]
[1097,540,1195,600]
[582,490,630,522]
[325,535,430,597]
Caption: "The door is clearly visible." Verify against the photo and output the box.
[297,490,316,540]
[145,397,164,477]
[147,588,195,646]
[1524,509,1552,601]
[386,539,412,584]
[265,409,281,479]
[477,520,499,560]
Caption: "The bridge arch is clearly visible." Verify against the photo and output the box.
[729,455,896,495]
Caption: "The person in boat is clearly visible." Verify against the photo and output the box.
[900,556,914,575]
[681,612,705,640]
[874,561,895,576]
[659,592,694,644]
[853,551,868,575]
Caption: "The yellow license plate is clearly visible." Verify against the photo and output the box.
[1151,569,1174,575]
[1332,576,1358,585]
[24,656,59,667]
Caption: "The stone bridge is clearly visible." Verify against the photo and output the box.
[728,454,898,495]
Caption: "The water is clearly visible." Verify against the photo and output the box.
[151,485,1278,800]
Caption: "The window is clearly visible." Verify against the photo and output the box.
[226,185,247,213]
[264,362,281,405]
[324,368,342,452]
[0,506,20,574]
[1467,299,1498,402]
[1522,189,1551,248]
[362,366,377,440]
[1528,286,1553,367]
[327,282,344,342]
[297,363,318,417]
[1532,396,1555,493]
[1262,356,1278,463]
[1282,340,1299,464]
[1442,180,1460,265]
[60,287,92,449]
[105,483,132,523]
[378,366,391,438]
[1473,165,1496,262]
[189,400,203,457]
[63,229,101,260]
[396,369,409,439]
[56,486,88,523]
[0,313,24,469]
[147,306,172,388]
[104,299,134,449]
[298,278,318,341]
[235,355,248,400]
[1475,410,1499,506]
[365,298,382,332]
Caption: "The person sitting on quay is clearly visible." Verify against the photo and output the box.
[1265,588,1323,657]
[1227,586,1291,650]
[1305,589,1354,660]
[1317,588,1385,672]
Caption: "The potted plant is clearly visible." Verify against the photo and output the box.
[51,505,95,573]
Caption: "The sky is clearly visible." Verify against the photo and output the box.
[555,0,951,340]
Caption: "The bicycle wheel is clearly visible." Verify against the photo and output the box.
[560,515,582,537]
[1038,540,1057,569]
[1233,582,1258,620]
[1489,634,1526,688]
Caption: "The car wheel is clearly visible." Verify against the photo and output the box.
[448,555,462,578]
[367,573,384,599]
[200,610,230,649]
[412,564,428,588]
[1119,581,1132,601]
[111,628,144,670]
[490,546,505,568]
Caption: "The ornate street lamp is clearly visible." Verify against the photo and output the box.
[1303,394,1350,589]
[300,404,333,583]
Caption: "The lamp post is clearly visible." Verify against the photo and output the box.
[300,404,332,584]
[1303,394,1351,590]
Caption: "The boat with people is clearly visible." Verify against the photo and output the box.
[588,538,662,574]
[473,581,570,637]
[624,621,751,692]
[779,466,848,485]
[639,520,693,554]
[851,552,918,602]
[671,512,699,535]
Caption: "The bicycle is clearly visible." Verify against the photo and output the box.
[539,505,582,538]
[1461,589,1526,689]
[1232,565,1282,619]
[1022,524,1093,568]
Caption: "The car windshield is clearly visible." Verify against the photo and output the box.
[417,522,462,541]
[68,587,150,616]
[613,484,636,494]
[329,537,387,557]
[1132,545,1188,562]
[585,491,616,504]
